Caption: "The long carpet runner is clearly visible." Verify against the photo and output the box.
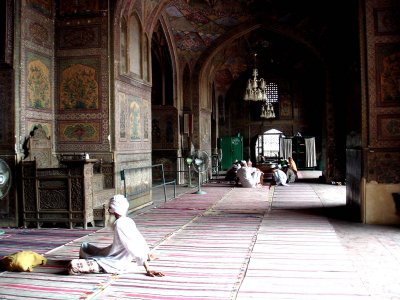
[0,228,97,257]
[0,184,271,299]
[236,183,370,300]
[97,186,269,300]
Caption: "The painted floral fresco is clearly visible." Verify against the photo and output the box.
[60,64,99,110]
[27,59,51,109]
[143,100,149,140]
[119,92,127,139]
[129,98,141,140]
[60,122,99,142]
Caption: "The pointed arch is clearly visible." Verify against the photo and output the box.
[127,12,142,77]
[256,129,284,159]
[151,20,173,106]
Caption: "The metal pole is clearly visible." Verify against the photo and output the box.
[161,164,167,202]
[187,165,193,187]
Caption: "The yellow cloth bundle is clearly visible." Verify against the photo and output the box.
[0,250,47,272]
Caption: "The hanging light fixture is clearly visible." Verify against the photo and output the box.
[260,102,275,119]
[243,53,275,119]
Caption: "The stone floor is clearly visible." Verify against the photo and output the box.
[316,184,400,300]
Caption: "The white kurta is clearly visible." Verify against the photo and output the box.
[79,216,150,274]
[273,169,288,186]
[237,167,262,188]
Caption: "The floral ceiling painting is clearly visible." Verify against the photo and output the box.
[165,0,249,63]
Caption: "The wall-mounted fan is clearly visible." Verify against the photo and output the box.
[0,159,11,200]
[191,150,210,194]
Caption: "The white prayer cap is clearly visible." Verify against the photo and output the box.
[109,194,129,216]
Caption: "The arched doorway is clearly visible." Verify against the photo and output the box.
[255,129,284,163]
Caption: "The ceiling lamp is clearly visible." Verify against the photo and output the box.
[260,102,275,119]
[243,53,275,119]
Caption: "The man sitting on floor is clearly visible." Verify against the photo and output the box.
[272,165,289,186]
[67,195,164,277]
[236,160,263,188]
[225,160,241,182]
[286,157,298,183]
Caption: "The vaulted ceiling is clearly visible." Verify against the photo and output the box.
[161,0,359,93]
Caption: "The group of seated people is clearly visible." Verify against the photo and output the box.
[274,156,298,185]
[225,160,263,188]
[225,157,298,188]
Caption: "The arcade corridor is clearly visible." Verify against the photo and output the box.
[0,180,399,299]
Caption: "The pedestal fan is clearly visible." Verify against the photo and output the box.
[0,159,11,235]
[191,150,210,194]
[0,159,11,200]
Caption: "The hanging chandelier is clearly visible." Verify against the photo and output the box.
[243,53,275,119]
[260,102,275,119]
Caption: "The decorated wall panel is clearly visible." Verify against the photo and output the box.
[200,111,211,150]
[373,6,400,36]
[19,1,55,161]
[25,19,52,48]
[26,51,52,110]
[279,94,293,119]
[114,80,152,153]
[58,56,101,111]
[366,0,400,149]
[128,96,141,140]
[115,152,152,207]
[58,0,105,17]
[56,54,109,151]
[58,121,101,143]
[26,0,52,17]
[375,43,400,107]
[58,25,101,49]
[118,92,127,140]
[55,8,109,153]
[367,150,400,183]
[116,91,151,144]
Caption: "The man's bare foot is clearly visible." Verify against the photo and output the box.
[148,253,158,261]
